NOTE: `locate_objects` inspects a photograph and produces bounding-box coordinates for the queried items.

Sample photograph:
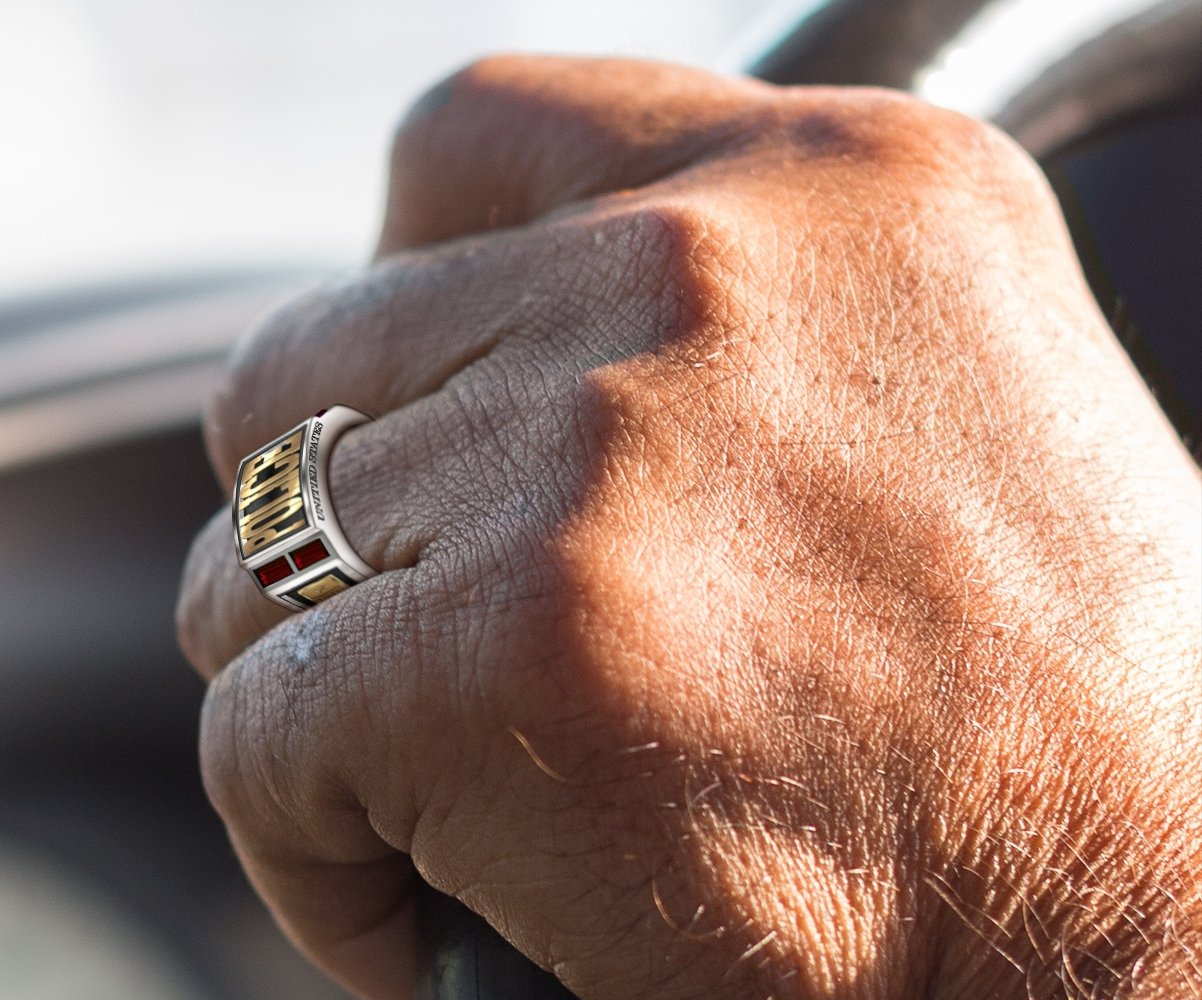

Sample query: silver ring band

[233,405,376,610]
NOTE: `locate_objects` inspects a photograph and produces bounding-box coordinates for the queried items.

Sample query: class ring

[232,405,376,611]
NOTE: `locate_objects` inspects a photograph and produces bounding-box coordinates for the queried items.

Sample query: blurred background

[0,0,1198,998]
[0,0,780,297]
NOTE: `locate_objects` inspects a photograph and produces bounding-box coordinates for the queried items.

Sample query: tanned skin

[178,57,1201,1000]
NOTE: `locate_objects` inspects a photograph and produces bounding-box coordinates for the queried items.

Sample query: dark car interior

[0,1,1197,997]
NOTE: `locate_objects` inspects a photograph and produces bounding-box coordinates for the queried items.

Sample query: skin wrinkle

[930,748,1198,998]
[178,59,1202,1000]
[540,180,1187,990]
[818,242,1177,758]
[543,389,927,990]
[210,215,661,494]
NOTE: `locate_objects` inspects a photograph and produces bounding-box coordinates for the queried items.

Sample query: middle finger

[204,212,657,492]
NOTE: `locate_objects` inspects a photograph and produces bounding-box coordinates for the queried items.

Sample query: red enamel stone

[290,538,329,570]
[255,557,293,587]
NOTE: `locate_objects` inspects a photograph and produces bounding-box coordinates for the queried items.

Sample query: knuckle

[174,511,226,675]
[204,291,319,475]
[269,609,362,740]
[438,53,540,96]
[902,98,1045,189]
[198,661,298,835]
[204,278,388,477]
[590,199,743,342]
[197,669,251,823]
[391,54,542,157]
[198,612,355,826]
[773,88,1049,199]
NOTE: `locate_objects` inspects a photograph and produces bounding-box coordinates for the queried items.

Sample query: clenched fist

[177,57,1201,1000]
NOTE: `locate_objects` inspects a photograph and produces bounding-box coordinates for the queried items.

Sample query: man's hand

[176,57,1201,999]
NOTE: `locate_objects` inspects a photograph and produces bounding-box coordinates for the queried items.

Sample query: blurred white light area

[0,0,771,299]
[914,0,1155,117]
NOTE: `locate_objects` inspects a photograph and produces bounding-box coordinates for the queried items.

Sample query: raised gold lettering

[239,491,302,529]
[244,430,303,474]
[237,430,308,557]
[239,496,306,555]
[239,452,301,505]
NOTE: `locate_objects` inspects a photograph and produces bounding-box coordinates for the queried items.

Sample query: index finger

[376,54,776,253]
